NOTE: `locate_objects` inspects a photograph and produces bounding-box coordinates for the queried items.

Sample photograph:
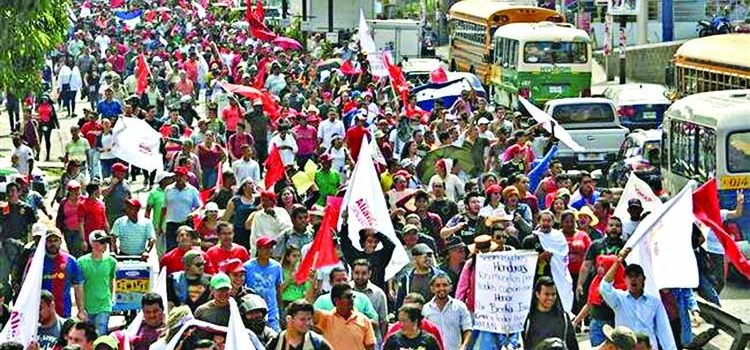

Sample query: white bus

[662,90,750,239]
[490,21,592,108]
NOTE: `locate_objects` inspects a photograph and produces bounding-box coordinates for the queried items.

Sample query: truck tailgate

[557,127,628,162]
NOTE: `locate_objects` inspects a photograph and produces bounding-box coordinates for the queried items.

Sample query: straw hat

[576,205,599,227]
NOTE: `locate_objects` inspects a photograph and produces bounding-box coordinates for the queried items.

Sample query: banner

[474,251,538,334]
[518,97,585,152]
[342,137,409,281]
[613,172,663,220]
[536,230,574,313]
[0,234,47,347]
[111,117,164,172]
[626,183,698,296]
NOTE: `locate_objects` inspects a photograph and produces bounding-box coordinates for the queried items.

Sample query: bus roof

[674,34,750,70]
[448,0,555,22]
[493,22,590,42]
[666,90,750,128]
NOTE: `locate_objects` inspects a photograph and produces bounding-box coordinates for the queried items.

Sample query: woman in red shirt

[197,131,226,189]
[561,209,592,312]
[36,95,59,161]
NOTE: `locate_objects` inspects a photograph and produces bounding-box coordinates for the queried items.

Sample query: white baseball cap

[32,223,48,237]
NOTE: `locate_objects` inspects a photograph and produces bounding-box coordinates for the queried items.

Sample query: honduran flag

[115,9,143,30]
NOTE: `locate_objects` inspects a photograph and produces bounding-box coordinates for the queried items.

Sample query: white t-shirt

[268,133,298,166]
[12,145,35,175]
[621,218,640,241]
[232,158,261,184]
[317,119,345,150]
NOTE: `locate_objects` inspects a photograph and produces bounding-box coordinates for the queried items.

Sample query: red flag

[340,60,361,76]
[253,58,268,89]
[255,0,265,22]
[429,66,448,83]
[295,196,343,284]
[693,179,750,279]
[382,52,410,103]
[260,91,281,123]
[264,145,285,189]
[111,0,124,8]
[251,28,277,42]
[135,54,150,94]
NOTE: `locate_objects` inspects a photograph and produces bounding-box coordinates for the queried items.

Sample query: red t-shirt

[565,230,592,275]
[206,243,250,268]
[345,126,370,161]
[81,120,102,148]
[221,105,244,131]
[184,59,199,83]
[77,197,107,236]
[160,247,216,274]
[385,319,445,350]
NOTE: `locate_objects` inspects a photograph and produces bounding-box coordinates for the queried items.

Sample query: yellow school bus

[448,0,563,85]
[671,34,750,98]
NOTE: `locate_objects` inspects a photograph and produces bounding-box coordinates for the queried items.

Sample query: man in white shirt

[232,144,261,184]
[12,135,35,176]
[621,199,644,241]
[268,120,298,166]
[317,111,345,150]
[246,191,292,256]
[95,34,111,57]
[428,159,465,202]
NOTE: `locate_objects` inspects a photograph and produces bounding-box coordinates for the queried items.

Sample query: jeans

[88,312,110,336]
[63,229,86,258]
[202,168,218,189]
[100,158,117,179]
[87,149,101,182]
[589,318,614,347]
[697,272,721,305]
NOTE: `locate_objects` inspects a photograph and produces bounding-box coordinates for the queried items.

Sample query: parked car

[602,83,671,131]
[606,129,662,188]
[541,97,629,169]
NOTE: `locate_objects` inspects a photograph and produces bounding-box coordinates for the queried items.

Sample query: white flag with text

[112,117,164,172]
[359,10,389,77]
[614,173,664,220]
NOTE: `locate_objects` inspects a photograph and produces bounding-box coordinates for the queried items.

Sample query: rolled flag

[0,234,47,346]
[115,9,143,30]
[340,60,361,76]
[296,197,343,284]
[135,53,150,95]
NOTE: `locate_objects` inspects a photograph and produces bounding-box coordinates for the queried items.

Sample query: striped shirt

[111,216,155,255]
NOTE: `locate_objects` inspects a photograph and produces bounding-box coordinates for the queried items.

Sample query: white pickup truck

[542,97,629,169]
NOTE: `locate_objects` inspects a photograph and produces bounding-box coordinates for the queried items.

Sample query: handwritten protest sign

[474,251,538,334]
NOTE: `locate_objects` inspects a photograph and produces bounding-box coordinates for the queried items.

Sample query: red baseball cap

[485,184,503,195]
[125,198,142,209]
[256,236,277,248]
[174,167,189,176]
[219,258,245,274]
[112,163,128,173]
[260,190,277,201]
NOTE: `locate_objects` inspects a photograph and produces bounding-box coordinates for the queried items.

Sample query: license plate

[642,111,657,119]
[577,153,604,161]
[549,86,563,94]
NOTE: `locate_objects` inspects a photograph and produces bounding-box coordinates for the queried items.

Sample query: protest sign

[474,251,538,334]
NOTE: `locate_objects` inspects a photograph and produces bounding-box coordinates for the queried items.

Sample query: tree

[0,0,70,94]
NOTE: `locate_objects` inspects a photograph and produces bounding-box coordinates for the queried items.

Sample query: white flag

[126,267,168,338]
[111,117,164,172]
[358,9,389,77]
[0,234,47,346]
[227,298,257,350]
[536,230,574,313]
[519,97,585,152]
[613,173,663,220]
[192,1,207,19]
[625,183,698,297]
[343,137,409,280]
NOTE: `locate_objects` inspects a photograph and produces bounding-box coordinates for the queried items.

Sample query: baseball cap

[603,324,637,350]
[627,198,643,208]
[624,263,645,277]
[239,294,268,314]
[477,117,490,125]
[67,180,82,190]
[125,198,142,209]
[401,224,419,235]
[219,258,245,274]
[411,243,434,256]
[32,222,48,237]
[111,163,128,173]
[92,335,119,350]
[205,202,219,212]
[485,184,502,195]
[260,191,277,201]
[210,273,232,290]
[155,171,174,183]
[256,236,277,248]
[89,230,110,244]
[46,227,64,239]
[444,236,466,251]
[173,166,189,176]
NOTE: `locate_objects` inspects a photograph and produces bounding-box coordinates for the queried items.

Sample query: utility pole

[636,0,647,43]
[619,23,626,84]
[328,0,333,34]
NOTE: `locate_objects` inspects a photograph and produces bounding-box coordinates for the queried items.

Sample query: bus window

[698,128,716,179]
[494,38,503,64]
[509,40,518,69]
[727,131,750,173]
[669,119,698,177]
[523,42,588,64]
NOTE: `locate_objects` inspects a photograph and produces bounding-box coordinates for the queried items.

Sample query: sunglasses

[193,262,206,267]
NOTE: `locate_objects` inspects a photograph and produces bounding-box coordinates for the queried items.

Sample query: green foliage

[0,0,70,94]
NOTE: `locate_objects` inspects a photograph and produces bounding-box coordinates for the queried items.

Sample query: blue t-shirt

[42,253,84,318]
[244,259,283,331]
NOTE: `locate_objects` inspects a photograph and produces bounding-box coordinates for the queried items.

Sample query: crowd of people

[0,0,738,350]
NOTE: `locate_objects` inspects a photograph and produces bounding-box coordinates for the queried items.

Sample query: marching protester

[5,2,748,350]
